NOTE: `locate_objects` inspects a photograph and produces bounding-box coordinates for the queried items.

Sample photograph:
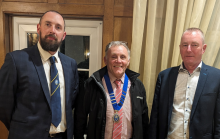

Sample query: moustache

[45,34,57,40]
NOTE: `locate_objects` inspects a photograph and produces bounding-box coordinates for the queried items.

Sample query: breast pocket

[203,133,212,139]
[201,92,217,96]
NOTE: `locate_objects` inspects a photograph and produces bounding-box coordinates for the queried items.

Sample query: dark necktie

[50,56,61,127]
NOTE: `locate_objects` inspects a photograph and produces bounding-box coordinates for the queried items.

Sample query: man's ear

[127,58,130,67]
[37,24,40,34]
[202,44,207,54]
[62,32,66,41]
[104,56,107,65]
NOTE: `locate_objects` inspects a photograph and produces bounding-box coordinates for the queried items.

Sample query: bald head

[39,11,65,30]
[37,10,66,55]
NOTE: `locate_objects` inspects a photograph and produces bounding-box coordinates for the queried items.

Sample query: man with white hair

[74,41,149,139]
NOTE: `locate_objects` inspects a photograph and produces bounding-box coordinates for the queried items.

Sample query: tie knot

[114,79,121,88]
[50,56,56,64]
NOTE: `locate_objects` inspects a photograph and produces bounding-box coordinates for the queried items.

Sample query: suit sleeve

[0,53,17,130]
[148,73,161,139]
[214,83,220,138]
[71,60,79,109]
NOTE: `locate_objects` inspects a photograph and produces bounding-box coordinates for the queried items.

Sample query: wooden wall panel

[4,15,10,54]
[59,0,103,5]
[0,0,5,67]
[3,0,47,2]
[102,0,114,66]
[113,17,133,50]
[1,2,104,16]
[114,0,133,7]
[48,0,58,3]
[114,6,133,17]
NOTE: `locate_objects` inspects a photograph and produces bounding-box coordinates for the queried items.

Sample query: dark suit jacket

[149,62,220,139]
[0,45,79,139]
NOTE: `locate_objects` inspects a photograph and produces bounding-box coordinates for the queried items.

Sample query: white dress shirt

[167,61,202,139]
[37,42,66,134]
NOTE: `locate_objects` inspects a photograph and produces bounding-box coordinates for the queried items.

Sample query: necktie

[112,79,123,139]
[50,56,61,127]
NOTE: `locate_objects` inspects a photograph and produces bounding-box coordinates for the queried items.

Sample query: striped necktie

[112,79,123,139]
[50,56,61,127]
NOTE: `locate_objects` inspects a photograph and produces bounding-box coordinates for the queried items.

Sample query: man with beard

[0,11,79,139]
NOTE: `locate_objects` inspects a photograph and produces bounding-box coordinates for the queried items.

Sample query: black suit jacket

[149,62,220,139]
[0,45,79,139]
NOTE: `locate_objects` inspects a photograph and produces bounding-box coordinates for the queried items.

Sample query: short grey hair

[182,28,205,44]
[105,41,130,59]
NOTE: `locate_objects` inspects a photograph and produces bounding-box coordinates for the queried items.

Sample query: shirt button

[185,121,187,123]
[187,98,189,100]
[186,110,188,111]
[185,133,186,134]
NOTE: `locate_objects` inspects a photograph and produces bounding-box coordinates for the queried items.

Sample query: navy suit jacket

[149,62,220,139]
[0,45,79,139]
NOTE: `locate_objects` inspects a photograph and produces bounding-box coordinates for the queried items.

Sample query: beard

[39,32,63,52]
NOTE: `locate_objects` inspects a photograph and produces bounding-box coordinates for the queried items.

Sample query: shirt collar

[37,41,59,62]
[107,71,125,84]
[179,61,202,72]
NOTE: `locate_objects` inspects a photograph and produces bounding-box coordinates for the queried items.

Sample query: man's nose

[116,57,122,62]
[187,45,192,51]
[49,25,56,34]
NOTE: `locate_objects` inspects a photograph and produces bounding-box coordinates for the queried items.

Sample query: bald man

[0,11,79,139]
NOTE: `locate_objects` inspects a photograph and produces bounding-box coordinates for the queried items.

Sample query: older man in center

[74,41,149,139]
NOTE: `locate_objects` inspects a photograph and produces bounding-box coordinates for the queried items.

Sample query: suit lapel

[59,53,71,105]
[167,67,179,129]
[190,63,208,120]
[28,45,51,107]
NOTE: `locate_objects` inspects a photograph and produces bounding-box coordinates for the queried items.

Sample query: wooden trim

[3,0,47,2]
[0,3,6,67]
[114,6,133,17]
[1,2,104,16]
[9,15,13,52]
[4,14,10,54]
[102,0,114,67]
[48,0,58,3]
[59,0,104,5]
